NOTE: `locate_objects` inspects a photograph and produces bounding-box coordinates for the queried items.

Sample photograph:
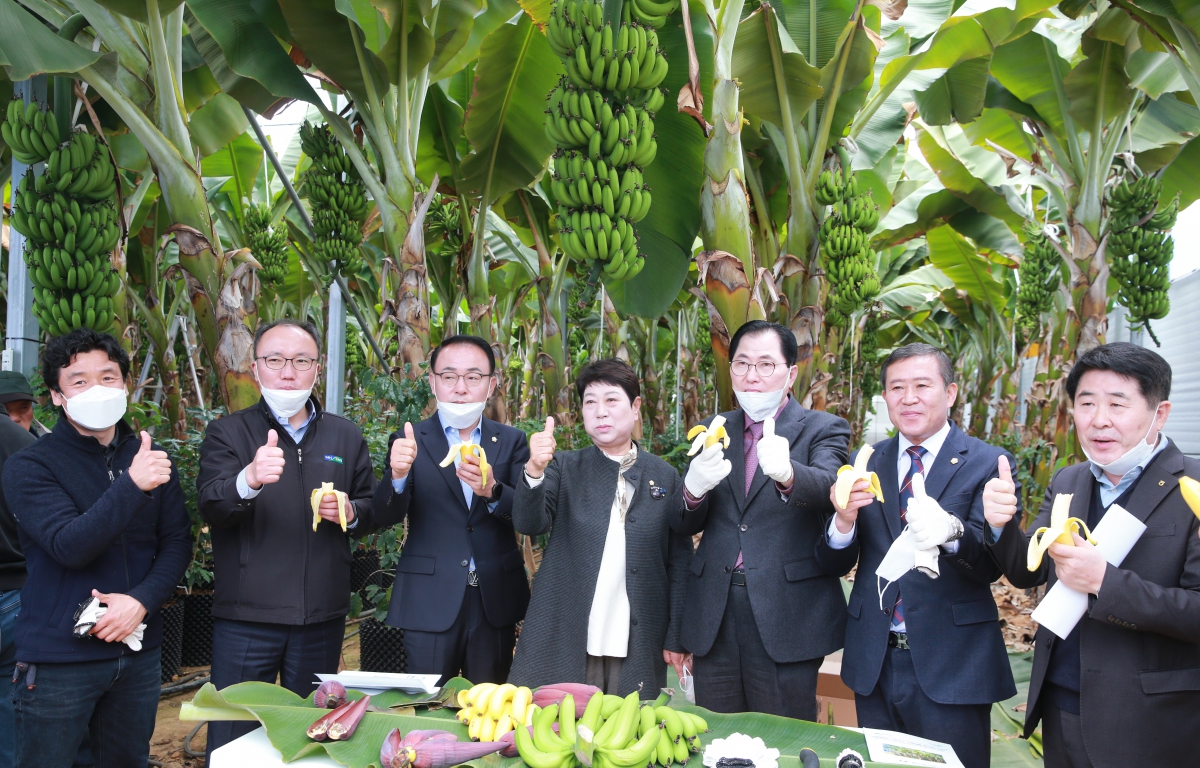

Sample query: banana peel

[1027,493,1097,571]
[835,444,884,508]
[1181,476,1200,522]
[311,482,350,532]
[687,415,731,456]
[440,444,490,487]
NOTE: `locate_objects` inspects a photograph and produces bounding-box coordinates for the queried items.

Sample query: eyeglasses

[730,360,779,377]
[432,371,492,388]
[258,355,317,371]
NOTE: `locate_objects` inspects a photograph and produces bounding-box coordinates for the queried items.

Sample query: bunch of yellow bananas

[834,444,885,508]
[1027,494,1096,571]
[456,683,534,742]
[310,482,350,532]
[440,444,491,487]
[686,415,730,456]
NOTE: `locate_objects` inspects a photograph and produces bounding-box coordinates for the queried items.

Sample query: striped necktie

[892,445,927,628]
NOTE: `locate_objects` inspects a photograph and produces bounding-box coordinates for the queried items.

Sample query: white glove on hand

[684,441,732,498]
[906,474,961,549]
[756,417,793,485]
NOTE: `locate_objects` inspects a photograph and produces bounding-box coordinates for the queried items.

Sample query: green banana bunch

[245,204,290,286]
[1015,222,1062,343]
[1106,174,1174,336]
[817,163,880,327]
[345,325,366,374]
[299,122,368,278]
[1,98,60,165]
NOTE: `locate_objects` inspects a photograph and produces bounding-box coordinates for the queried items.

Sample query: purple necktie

[732,421,764,571]
[891,445,928,628]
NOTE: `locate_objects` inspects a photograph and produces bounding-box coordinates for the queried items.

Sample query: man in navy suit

[816,343,1017,768]
[373,335,530,684]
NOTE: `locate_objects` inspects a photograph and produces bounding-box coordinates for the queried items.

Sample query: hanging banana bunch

[1015,222,1062,344]
[815,163,881,328]
[1106,174,1175,343]
[544,0,677,282]
[245,204,290,286]
[299,122,369,280]
[4,100,122,336]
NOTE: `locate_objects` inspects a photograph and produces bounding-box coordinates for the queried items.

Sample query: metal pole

[6,77,46,379]
[241,105,388,368]
[325,282,346,415]
[179,315,206,410]
[675,309,682,442]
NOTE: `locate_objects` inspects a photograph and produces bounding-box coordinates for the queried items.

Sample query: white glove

[684,441,732,498]
[756,417,793,485]
[906,474,962,549]
[72,597,147,650]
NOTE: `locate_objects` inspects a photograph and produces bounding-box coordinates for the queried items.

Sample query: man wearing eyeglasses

[198,319,380,758]
[372,335,530,685]
[671,320,850,719]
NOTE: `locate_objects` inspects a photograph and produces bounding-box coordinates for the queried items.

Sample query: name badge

[651,486,667,499]
[324,455,344,464]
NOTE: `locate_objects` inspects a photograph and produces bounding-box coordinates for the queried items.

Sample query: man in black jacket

[3,329,190,768]
[198,319,379,757]
[373,335,530,684]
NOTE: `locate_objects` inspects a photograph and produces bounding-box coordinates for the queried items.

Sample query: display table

[211,726,340,768]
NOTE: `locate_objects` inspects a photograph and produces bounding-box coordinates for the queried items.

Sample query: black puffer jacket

[198,397,378,625]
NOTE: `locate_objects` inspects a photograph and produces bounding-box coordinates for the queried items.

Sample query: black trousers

[1042,703,1094,768]
[205,616,345,760]
[855,645,992,768]
[402,585,515,686]
[692,581,822,720]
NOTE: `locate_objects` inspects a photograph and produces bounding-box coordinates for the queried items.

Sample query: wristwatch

[946,514,965,542]
[485,483,504,503]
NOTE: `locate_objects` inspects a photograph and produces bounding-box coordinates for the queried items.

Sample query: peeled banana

[1179,476,1200,522]
[835,444,885,508]
[311,482,350,532]
[1027,493,1097,571]
[440,444,491,487]
[686,414,730,456]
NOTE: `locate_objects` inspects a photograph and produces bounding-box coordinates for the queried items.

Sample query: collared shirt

[235,403,317,500]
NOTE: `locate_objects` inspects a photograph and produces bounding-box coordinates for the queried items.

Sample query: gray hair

[880,343,955,389]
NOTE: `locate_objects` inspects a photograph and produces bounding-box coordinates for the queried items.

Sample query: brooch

[651,486,667,499]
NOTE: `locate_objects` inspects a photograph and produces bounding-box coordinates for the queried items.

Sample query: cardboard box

[817,653,857,727]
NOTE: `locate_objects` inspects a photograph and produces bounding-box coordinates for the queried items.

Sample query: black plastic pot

[181,590,214,667]
[359,616,406,673]
[160,597,185,683]
[351,549,379,593]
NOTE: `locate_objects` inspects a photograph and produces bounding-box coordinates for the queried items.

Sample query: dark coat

[373,413,530,632]
[0,415,37,590]
[198,397,379,625]
[507,445,692,695]
[988,440,1200,767]
[4,418,190,662]
[815,423,1018,705]
[670,397,850,662]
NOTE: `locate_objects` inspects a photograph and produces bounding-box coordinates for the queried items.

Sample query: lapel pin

[649,480,655,486]
[491,436,497,442]
[1159,480,1165,486]
[950,457,959,465]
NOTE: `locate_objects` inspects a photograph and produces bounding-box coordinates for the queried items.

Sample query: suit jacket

[373,413,531,632]
[669,397,850,662]
[507,445,692,695]
[989,439,1200,766]
[815,423,1017,705]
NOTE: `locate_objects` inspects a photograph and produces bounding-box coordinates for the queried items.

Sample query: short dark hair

[576,359,641,403]
[430,335,496,374]
[1066,342,1171,405]
[43,328,130,391]
[254,318,322,357]
[880,343,955,389]
[728,320,798,367]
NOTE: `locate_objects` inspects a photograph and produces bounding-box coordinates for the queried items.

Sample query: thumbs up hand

[756,416,794,485]
[390,422,418,481]
[525,417,557,479]
[128,431,173,492]
[246,429,286,489]
[983,454,1019,529]
[906,472,962,549]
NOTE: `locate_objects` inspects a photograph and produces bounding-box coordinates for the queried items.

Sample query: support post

[325,282,347,415]
[5,77,46,378]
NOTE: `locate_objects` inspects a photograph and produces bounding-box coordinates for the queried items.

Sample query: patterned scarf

[615,444,638,520]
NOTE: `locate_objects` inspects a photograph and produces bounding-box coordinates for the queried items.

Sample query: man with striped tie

[815,343,1019,768]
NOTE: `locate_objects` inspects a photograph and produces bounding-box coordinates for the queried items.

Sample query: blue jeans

[0,589,21,767]
[13,646,161,768]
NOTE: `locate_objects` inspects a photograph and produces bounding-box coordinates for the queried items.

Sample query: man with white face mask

[670,320,850,719]
[984,342,1200,768]
[373,335,530,685]
[3,329,190,768]
[198,319,380,758]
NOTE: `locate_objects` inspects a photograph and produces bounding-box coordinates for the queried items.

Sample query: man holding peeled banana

[670,320,850,719]
[373,335,530,685]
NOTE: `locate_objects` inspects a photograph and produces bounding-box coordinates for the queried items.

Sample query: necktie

[732,420,764,570]
[892,445,928,628]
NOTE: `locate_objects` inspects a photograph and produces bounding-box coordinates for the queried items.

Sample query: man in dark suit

[670,320,850,719]
[984,342,1200,768]
[816,343,1016,768]
[373,335,530,684]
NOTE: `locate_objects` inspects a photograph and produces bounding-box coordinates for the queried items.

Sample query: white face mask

[734,387,787,423]
[259,386,312,418]
[64,385,127,431]
[1082,418,1160,479]
[437,399,487,430]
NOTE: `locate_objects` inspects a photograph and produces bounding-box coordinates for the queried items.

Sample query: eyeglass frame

[256,355,318,371]
[729,359,783,378]
[430,369,496,388]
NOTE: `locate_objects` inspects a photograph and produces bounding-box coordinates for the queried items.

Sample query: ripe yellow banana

[310,482,349,531]
[1181,476,1200,522]
[835,444,885,508]
[1027,493,1097,571]
[510,686,533,724]
[440,443,491,487]
[487,683,517,719]
[687,414,731,456]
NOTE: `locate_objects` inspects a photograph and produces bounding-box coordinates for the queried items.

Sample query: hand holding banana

[527,417,557,478]
[442,444,494,498]
[683,422,731,499]
[311,482,352,531]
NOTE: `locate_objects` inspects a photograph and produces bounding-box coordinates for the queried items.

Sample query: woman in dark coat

[508,360,692,695]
